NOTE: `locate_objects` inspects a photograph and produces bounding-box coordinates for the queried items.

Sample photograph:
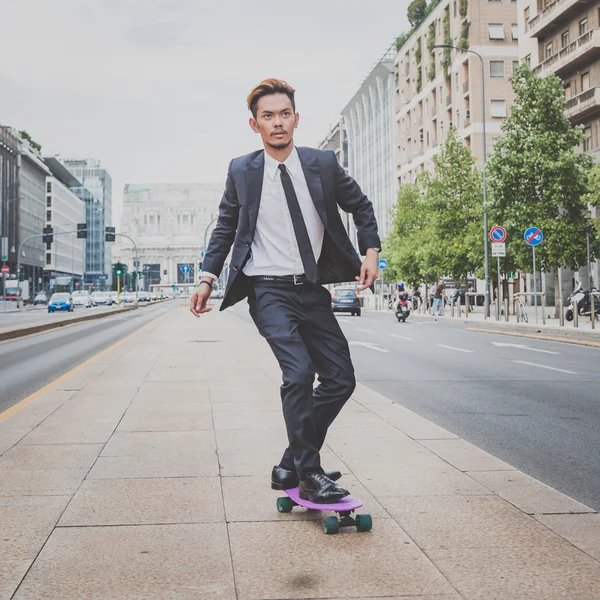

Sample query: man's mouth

[273,131,286,136]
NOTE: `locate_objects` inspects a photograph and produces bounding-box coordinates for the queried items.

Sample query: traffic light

[43,226,53,244]
[197,261,203,273]
[105,226,116,242]
[77,223,88,239]
[115,268,122,276]
[19,269,24,282]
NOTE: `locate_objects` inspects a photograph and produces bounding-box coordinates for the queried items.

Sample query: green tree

[407,0,427,28]
[487,63,598,276]
[424,127,484,282]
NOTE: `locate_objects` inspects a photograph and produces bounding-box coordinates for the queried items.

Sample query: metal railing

[513,292,546,325]
[565,86,597,111]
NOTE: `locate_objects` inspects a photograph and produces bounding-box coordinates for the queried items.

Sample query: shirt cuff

[200,272,217,282]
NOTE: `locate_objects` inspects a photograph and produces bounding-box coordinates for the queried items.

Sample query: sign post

[524,227,543,325]
[378,259,387,311]
[490,227,507,321]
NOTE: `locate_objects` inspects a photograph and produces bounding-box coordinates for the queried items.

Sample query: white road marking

[349,341,389,353]
[438,344,473,353]
[337,318,353,323]
[355,328,372,333]
[512,360,577,375]
[491,342,560,355]
[391,334,413,340]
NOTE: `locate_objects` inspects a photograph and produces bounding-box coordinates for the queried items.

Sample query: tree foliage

[487,63,599,272]
[407,0,427,28]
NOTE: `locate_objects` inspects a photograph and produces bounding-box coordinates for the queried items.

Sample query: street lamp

[434,44,490,317]
[585,211,593,289]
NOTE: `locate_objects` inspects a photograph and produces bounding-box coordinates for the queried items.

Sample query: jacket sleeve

[332,153,381,256]
[201,160,238,278]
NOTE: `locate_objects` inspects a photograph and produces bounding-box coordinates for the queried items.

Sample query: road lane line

[438,344,473,353]
[349,341,389,353]
[0,311,165,423]
[491,341,560,355]
[512,360,577,375]
[355,328,372,333]
[391,334,413,340]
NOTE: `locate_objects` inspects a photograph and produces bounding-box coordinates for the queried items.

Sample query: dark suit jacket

[202,146,381,311]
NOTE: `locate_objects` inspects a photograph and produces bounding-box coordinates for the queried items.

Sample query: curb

[0,306,139,342]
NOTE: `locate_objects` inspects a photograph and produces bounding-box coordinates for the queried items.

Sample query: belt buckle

[293,275,303,286]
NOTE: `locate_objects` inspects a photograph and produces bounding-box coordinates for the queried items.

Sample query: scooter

[565,282,600,321]
[395,292,411,322]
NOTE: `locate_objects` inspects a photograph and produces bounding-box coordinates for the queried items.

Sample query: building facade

[60,158,113,286]
[43,158,85,290]
[18,136,48,293]
[116,182,223,290]
[341,49,396,243]
[395,0,518,184]
[0,126,19,282]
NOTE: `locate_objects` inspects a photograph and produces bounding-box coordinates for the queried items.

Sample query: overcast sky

[2,0,408,224]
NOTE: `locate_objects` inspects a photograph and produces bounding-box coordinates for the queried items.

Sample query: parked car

[331,287,361,316]
[91,291,113,306]
[5,286,22,302]
[136,291,151,302]
[48,292,73,313]
[71,290,92,308]
[212,289,224,300]
[110,291,119,304]
[33,291,48,305]
[119,292,133,303]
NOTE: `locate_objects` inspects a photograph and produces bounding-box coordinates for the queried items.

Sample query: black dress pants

[248,281,356,479]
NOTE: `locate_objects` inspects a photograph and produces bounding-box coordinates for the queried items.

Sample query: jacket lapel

[246,151,264,238]
[298,148,328,227]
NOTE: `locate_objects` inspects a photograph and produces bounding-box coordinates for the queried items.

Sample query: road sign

[378,259,388,270]
[1,265,9,275]
[180,264,191,274]
[524,227,543,247]
[201,250,206,259]
[490,225,507,243]
[491,243,506,257]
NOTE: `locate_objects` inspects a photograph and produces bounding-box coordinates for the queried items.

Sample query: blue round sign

[180,264,191,273]
[490,225,507,243]
[201,250,206,259]
[524,227,543,247]
[378,259,388,270]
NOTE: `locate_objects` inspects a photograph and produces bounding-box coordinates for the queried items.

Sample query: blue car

[48,292,74,313]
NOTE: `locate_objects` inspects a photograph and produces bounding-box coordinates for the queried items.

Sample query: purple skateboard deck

[284,487,362,512]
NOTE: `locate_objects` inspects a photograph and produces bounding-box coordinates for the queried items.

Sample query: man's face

[249,93,299,150]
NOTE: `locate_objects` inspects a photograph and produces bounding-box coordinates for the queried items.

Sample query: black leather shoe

[271,465,342,490]
[298,472,350,503]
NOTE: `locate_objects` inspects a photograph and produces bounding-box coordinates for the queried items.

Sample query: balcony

[432,105,437,117]
[418,117,424,128]
[463,80,470,95]
[446,95,452,108]
[526,0,591,38]
[565,86,600,122]
[465,117,471,127]
[533,29,600,78]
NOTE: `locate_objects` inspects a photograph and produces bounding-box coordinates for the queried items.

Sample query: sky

[1,0,409,225]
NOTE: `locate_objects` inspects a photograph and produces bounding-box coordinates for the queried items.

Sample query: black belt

[249,274,310,286]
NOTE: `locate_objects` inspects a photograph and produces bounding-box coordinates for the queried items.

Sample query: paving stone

[420,439,516,472]
[535,513,600,561]
[0,443,103,470]
[0,468,87,497]
[12,524,235,600]
[0,559,32,600]
[116,402,214,432]
[60,477,224,526]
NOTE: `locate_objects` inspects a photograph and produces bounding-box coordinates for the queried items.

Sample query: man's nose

[273,114,283,127]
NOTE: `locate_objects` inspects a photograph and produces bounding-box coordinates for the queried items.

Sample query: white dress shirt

[244,147,324,277]
[202,147,325,281]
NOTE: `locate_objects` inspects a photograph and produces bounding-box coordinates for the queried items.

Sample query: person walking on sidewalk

[432,280,445,318]
[190,78,381,503]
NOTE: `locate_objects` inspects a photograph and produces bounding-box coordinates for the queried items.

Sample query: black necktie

[278,163,319,283]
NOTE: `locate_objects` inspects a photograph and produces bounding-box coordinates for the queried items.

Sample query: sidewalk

[1,304,599,599]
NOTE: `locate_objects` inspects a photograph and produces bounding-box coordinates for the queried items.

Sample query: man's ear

[294,112,300,129]
[249,117,260,133]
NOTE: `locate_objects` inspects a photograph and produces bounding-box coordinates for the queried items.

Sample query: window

[546,43,553,58]
[46,210,51,221]
[149,214,155,225]
[511,24,518,40]
[46,181,52,193]
[579,18,588,36]
[561,30,570,48]
[513,60,519,73]
[488,23,505,39]
[183,214,189,225]
[454,0,457,15]
[144,215,148,225]
[157,215,161,225]
[46,242,51,251]
[583,126,592,151]
[525,54,531,66]
[46,253,52,265]
[524,7,530,23]
[564,83,572,99]
[457,110,460,128]
[46,197,52,208]
[491,99,507,117]
[425,98,429,114]
[490,60,505,77]
[581,71,590,91]
[456,73,460,90]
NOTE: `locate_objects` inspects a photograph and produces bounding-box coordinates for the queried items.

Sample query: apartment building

[395,0,518,185]
[519,0,600,160]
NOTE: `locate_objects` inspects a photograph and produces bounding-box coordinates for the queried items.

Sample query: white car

[91,291,113,306]
[71,290,92,308]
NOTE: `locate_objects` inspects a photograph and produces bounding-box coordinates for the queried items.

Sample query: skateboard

[276,487,372,534]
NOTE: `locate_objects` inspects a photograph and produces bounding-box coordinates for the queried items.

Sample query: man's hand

[190,281,213,317]
[355,249,379,291]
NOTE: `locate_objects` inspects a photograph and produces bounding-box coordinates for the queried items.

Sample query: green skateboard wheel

[355,513,372,532]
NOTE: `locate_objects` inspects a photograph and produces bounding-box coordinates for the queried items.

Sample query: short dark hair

[247,78,296,118]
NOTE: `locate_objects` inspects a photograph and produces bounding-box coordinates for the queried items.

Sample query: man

[190,78,381,503]
[432,279,445,317]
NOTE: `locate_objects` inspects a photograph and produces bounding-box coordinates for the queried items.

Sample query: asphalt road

[0,303,170,414]
[0,303,121,328]
[232,304,600,511]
